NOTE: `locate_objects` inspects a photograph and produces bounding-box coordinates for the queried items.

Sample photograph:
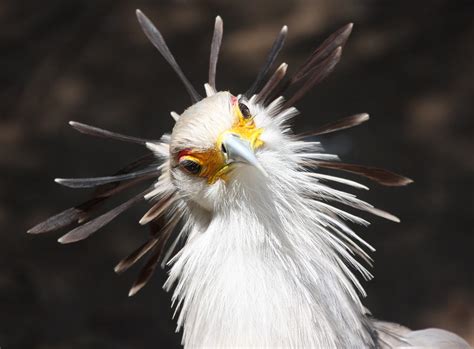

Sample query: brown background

[1,0,473,348]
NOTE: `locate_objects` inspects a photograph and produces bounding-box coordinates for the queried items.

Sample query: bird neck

[166,178,376,348]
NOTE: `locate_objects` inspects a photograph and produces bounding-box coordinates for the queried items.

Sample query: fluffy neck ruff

[165,133,377,348]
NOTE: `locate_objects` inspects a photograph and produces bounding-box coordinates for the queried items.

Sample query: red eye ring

[177,149,193,160]
[176,150,202,175]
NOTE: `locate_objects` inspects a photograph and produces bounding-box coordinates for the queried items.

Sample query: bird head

[168,91,269,211]
[27,10,413,297]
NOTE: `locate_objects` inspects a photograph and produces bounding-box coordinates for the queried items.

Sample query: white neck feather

[166,162,376,348]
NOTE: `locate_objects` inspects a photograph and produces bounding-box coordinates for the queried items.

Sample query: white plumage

[158,92,371,347]
[28,9,472,349]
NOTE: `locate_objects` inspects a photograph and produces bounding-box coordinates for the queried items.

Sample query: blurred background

[1,0,473,347]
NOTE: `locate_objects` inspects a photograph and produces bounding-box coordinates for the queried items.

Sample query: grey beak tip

[221,133,267,177]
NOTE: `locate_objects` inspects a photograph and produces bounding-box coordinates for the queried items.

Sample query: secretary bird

[28,10,472,348]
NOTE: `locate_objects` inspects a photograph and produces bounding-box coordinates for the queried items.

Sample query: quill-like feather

[255,62,288,105]
[272,23,352,107]
[283,46,342,108]
[209,16,223,90]
[136,9,202,103]
[55,167,159,189]
[128,247,162,296]
[246,25,288,98]
[69,121,153,145]
[27,198,102,234]
[314,161,414,186]
[28,154,156,234]
[139,193,175,225]
[293,23,352,82]
[128,213,180,296]
[57,189,150,244]
[301,113,370,137]
[114,238,159,274]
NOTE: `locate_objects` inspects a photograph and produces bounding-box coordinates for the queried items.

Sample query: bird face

[169,91,268,210]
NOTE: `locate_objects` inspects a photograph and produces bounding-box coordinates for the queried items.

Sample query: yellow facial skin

[218,103,264,151]
[177,101,264,184]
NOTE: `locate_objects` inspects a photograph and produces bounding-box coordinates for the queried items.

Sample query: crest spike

[69,121,154,145]
[255,62,288,104]
[278,23,353,108]
[282,46,342,108]
[313,160,414,187]
[136,9,202,103]
[209,15,223,90]
[114,238,159,274]
[54,167,159,189]
[57,189,149,244]
[245,25,288,98]
[300,113,370,137]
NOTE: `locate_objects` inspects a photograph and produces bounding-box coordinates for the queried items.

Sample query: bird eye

[179,159,202,175]
[238,102,252,119]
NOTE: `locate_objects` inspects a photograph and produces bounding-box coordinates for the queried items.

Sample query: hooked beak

[220,133,267,177]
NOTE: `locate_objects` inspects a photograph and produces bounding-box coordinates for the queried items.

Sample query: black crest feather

[69,121,153,145]
[314,161,414,187]
[57,189,149,244]
[245,25,288,98]
[136,9,202,103]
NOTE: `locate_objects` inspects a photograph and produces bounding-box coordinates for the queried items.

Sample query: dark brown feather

[27,154,156,233]
[269,23,352,105]
[314,161,414,186]
[76,166,158,223]
[92,153,155,197]
[128,247,162,297]
[27,198,102,234]
[136,10,202,103]
[148,208,182,239]
[299,113,369,138]
[282,46,342,109]
[69,121,153,145]
[105,153,155,175]
[55,167,159,189]
[157,213,183,268]
[93,172,157,200]
[255,62,288,105]
[114,238,159,274]
[127,213,181,296]
[292,23,352,82]
[57,189,150,244]
[147,217,163,236]
[139,193,175,225]
[245,25,288,98]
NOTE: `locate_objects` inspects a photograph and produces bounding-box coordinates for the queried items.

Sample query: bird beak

[220,133,267,177]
